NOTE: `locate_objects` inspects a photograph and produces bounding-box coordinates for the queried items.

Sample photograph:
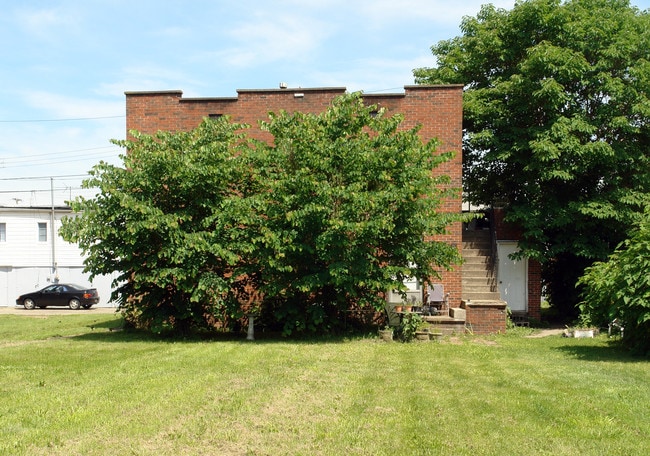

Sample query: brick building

[125,84,463,300]
[124,84,539,333]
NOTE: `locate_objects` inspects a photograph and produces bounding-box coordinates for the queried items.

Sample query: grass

[0,314,648,455]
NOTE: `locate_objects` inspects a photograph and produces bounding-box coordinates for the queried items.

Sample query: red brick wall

[124,85,464,306]
[493,207,523,240]
[527,259,542,320]
[463,301,507,335]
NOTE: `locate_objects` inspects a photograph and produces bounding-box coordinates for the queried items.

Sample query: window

[0,223,5,242]
[38,222,47,242]
[43,285,58,293]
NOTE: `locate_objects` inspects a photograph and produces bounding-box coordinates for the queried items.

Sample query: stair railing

[488,208,499,292]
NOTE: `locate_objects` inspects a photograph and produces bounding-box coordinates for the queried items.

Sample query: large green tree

[414,0,650,316]
[62,93,461,335]
[61,118,260,334]
[250,94,461,335]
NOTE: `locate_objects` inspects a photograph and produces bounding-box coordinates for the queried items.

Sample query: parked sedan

[16,284,100,310]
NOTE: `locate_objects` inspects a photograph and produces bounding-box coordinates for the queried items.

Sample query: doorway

[497,241,527,312]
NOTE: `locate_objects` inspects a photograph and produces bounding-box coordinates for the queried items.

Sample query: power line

[0,151,120,169]
[0,174,90,181]
[0,146,118,161]
[0,115,125,123]
[0,186,87,194]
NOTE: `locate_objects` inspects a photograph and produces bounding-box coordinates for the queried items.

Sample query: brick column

[462,300,507,335]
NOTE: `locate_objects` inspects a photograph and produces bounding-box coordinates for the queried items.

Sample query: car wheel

[23,298,36,310]
[69,298,81,310]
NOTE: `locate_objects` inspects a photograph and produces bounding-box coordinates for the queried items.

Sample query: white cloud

[3,0,540,193]
[14,6,80,39]
[219,13,334,67]
[262,0,513,29]
[307,54,434,93]
[20,91,123,119]
[353,0,518,25]
[99,63,205,97]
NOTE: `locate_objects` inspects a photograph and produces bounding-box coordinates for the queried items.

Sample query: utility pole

[50,177,58,282]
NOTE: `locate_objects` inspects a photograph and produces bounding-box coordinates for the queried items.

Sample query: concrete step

[462,247,492,255]
[463,284,499,296]
[421,315,466,335]
[449,307,466,320]
[462,234,491,247]
[462,243,491,252]
[462,291,502,301]
[463,264,494,272]
[462,278,498,288]
[462,280,497,289]
[462,229,499,305]
[463,263,492,275]
[463,256,492,265]
[462,282,498,292]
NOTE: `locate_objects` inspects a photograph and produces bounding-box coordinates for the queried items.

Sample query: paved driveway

[0,306,119,316]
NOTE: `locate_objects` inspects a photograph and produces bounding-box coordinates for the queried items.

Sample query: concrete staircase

[399,228,507,336]
[421,314,466,335]
[461,229,501,301]
[420,229,501,335]
[419,228,508,335]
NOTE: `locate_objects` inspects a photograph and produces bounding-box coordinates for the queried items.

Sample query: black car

[16,283,100,310]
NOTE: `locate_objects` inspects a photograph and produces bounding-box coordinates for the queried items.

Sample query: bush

[579,210,650,355]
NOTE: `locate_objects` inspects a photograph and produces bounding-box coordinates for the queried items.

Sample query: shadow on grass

[71,326,378,345]
[554,341,648,363]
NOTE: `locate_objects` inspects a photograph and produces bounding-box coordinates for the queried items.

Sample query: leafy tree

[579,209,650,354]
[251,93,462,335]
[62,93,462,335]
[414,0,650,317]
[61,118,260,334]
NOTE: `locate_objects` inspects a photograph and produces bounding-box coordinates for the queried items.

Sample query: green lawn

[0,313,647,455]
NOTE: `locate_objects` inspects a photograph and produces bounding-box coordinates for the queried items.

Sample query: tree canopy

[414,0,650,315]
[61,93,462,335]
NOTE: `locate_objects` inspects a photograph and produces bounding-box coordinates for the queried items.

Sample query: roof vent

[279,82,288,89]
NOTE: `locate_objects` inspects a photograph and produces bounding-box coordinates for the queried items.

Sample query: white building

[0,204,118,308]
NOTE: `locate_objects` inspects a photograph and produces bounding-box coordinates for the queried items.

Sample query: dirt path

[525,328,565,338]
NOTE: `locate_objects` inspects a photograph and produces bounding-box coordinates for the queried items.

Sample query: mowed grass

[0,314,648,456]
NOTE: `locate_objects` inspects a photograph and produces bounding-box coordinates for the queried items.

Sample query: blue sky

[1,0,649,204]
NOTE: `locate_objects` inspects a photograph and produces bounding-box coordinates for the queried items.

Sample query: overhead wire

[0,115,125,123]
[0,174,90,182]
[0,143,122,169]
[0,146,117,161]
[0,151,121,169]
[0,113,125,172]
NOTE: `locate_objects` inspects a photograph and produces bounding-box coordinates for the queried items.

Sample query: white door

[497,242,527,312]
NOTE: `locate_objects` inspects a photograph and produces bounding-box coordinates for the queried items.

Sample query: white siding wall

[0,208,119,307]
[0,208,83,268]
